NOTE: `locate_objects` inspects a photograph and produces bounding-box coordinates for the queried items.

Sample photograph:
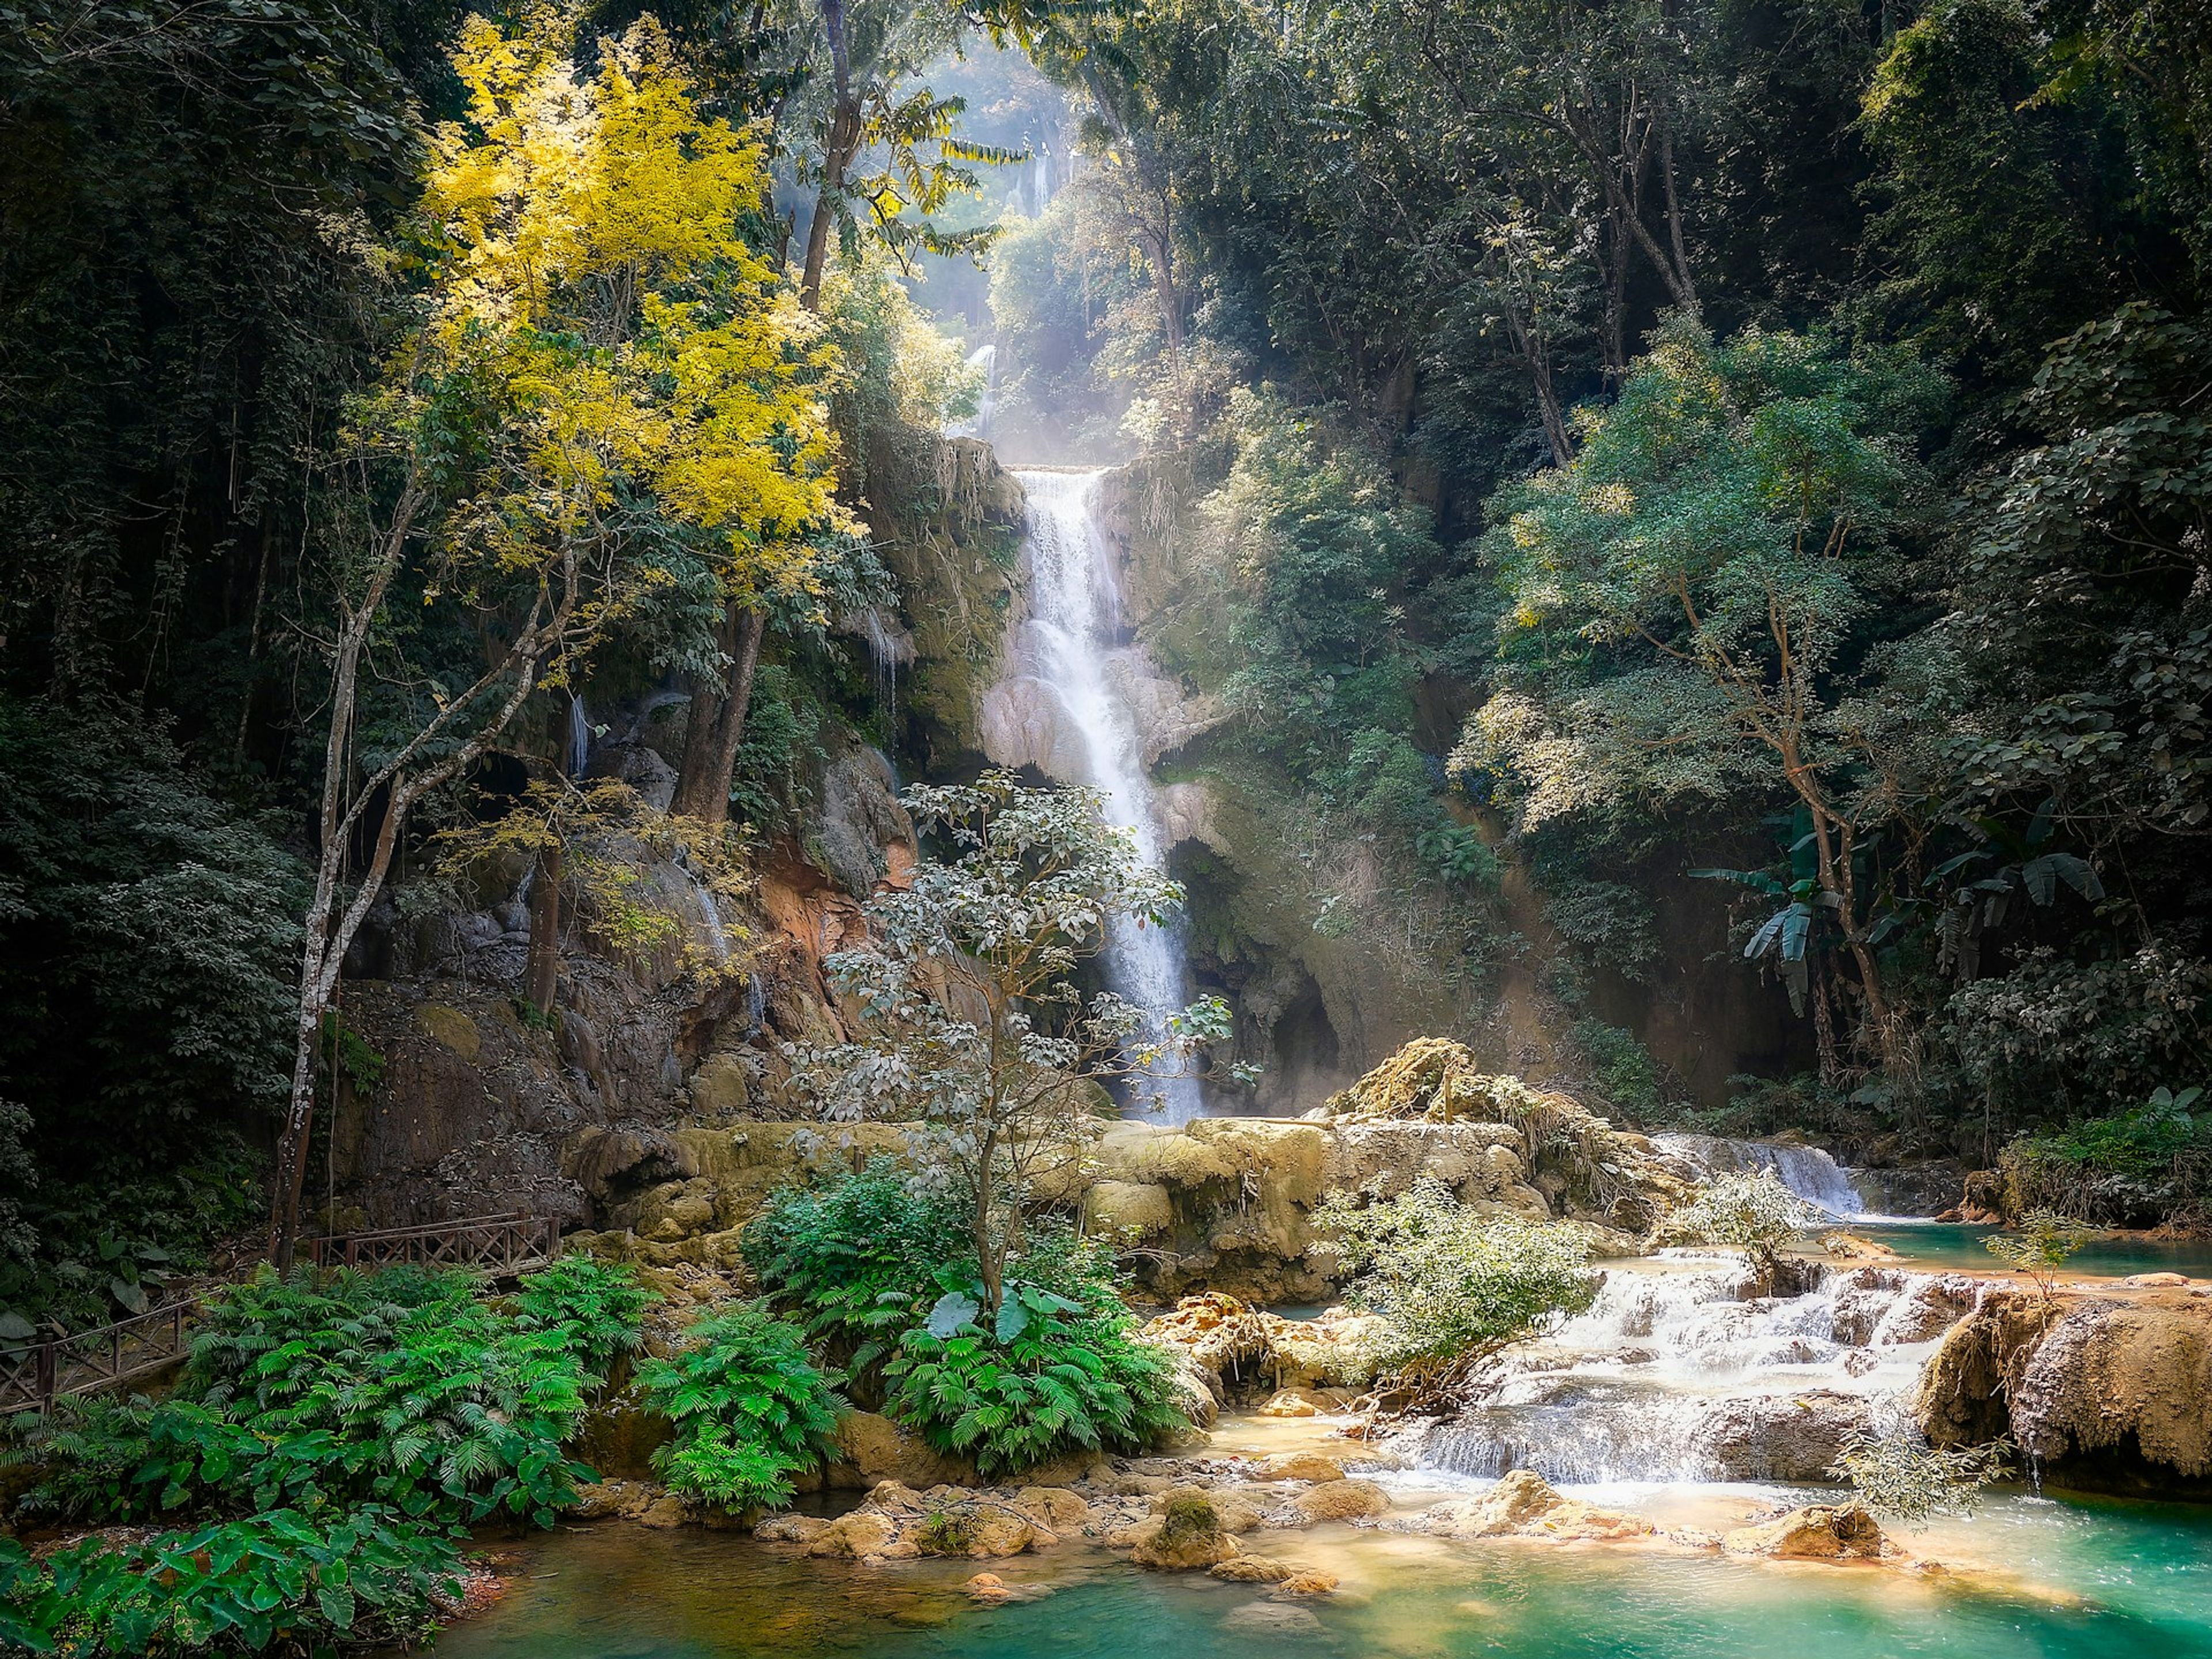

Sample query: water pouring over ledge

[994,467,1205,1124]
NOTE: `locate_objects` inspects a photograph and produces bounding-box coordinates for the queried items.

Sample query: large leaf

[925,1291,979,1339]
[2020,853,2104,906]
[994,1297,1029,1344]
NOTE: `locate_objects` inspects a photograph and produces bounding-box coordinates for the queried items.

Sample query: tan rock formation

[1411,1470,1655,1543]
[1916,1287,2212,1490]
[1128,1492,1241,1570]
[1722,1503,1890,1560]
[1290,1478,1391,1522]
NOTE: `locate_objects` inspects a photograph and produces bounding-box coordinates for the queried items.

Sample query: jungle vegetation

[2,0,2210,1327]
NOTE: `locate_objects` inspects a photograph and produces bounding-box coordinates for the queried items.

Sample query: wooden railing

[0,1296,197,1417]
[305,1211,560,1275]
[2,1213,560,1415]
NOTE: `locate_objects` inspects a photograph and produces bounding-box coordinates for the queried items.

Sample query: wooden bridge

[1,1211,560,1416]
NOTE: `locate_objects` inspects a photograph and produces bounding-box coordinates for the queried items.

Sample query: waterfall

[1417,1255,1974,1486]
[1013,468,1204,1123]
[1654,1133,1874,1219]
[566,692,592,780]
[955,342,998,441]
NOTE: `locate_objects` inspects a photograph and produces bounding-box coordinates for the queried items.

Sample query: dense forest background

[4,0,2211,1327]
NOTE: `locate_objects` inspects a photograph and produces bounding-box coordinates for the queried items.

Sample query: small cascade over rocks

[1415,1254,1979,1486]
[1654,1132,1872,1218]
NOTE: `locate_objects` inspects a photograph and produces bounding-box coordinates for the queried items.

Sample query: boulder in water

[1722,1502,1890,1560]
[1410,1469,1655,1542]
[1290,1478,1391,1522]
[1129,1491,1240,1569]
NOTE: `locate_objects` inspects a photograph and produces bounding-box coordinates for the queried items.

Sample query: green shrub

[744,1158,970,1372]
[1984,1208,2093,1300]
[884,1283,1184,1479]
[513,1255,648,1382]
[19,1266,594,1529]
[2002,1088,2211,1224]
[0,1505,460,1656]
[637,1302,843,1513]
[1661,1170,1819,1274]
[1311,1180,1600,1396]
[1831,1427,2011,1528]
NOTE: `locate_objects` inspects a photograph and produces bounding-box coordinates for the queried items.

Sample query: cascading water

[1011,468,1204,1123]
[954,342,998,441]
[1654,1132,1874,1219]
[1416,1254,1974,1487]
[567,692,592,780]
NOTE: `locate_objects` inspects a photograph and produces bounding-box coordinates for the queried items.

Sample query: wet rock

[1224,1603,1323,1635]
[634,1494,689,1529]
[1128,1493,1240,1569]
[1012,1487,1092,1534]
[1211,1556,1298,1583]
[807,1513,899,1558]
[1410,1469,1654,1543]
[1151,1484,1262,1533]
[1692,1390,1870,1482]
[964,1573,1013,1601]
[1271,1571,1340,1598]
[1257,1388,1323,1417]
[754,1513,834,1545]
[1289,1478,1389,1523]
[1722,1503,1889,1560]
[1257,1452,1346,1483]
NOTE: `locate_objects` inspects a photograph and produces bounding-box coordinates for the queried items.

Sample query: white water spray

[1012,468,1204,1123]
[1655,1133,1877,1219]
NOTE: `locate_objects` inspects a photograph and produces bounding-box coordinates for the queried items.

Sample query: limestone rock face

[832,1411,981,1489]
[1691,1390,1872,1483]
[1722,1503,1889,1560]
[1916,1286,2212,1492]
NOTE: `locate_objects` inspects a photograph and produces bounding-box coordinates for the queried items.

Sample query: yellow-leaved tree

[272,12,849,1263]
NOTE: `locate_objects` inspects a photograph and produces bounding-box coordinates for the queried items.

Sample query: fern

[635,1302,843,1514]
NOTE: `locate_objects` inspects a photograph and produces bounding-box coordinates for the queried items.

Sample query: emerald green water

[1849,1223,2212,1280]
[429,1489,2212,1658]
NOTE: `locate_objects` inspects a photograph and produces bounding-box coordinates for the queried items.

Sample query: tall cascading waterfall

[1005,468,1205,1123]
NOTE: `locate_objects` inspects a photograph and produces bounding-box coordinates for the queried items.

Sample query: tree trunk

[526,842,563,1017]
[798,0,859,313]
[671,604,766,824]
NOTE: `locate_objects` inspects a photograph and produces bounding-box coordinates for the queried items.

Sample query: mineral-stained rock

[1290,1478,1390,1523]
[1129,1493,1240,1569]
[1086,1180,1178,1240]
[1152,1485,1262,1533]
[634,1494,690,1528]
[1211,1556,1298,1583]
[1722,1503,1889,1560]
[1691,1390,1871,1482]
[831,1411,980,1488]
[1013,1487,1093,1535]
[967,1512,1046,1558]
[1271,1571,1340,1598]
[1257,1388,1321,1417]
[1916,1287,2212,1492]
[807,1512,898,1558]
[965,1573,1013,1601]
[754,1514,834,1545]
[1258,1452,1346,1484]
[1410,1469,1653,1543]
